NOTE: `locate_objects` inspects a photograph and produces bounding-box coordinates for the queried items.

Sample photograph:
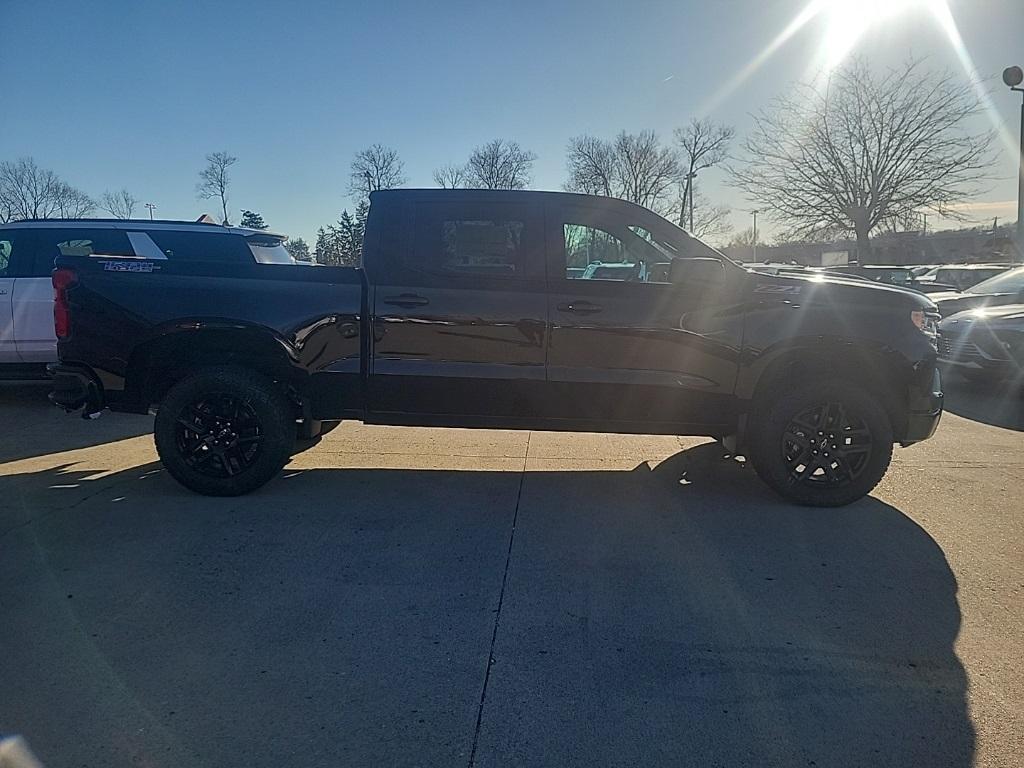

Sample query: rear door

[544,203,742,430]
[368,196,548,419]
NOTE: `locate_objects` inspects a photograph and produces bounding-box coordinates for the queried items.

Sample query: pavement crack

[467,432,529,767]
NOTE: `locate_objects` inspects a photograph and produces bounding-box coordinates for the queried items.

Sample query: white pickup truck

[0,228,57,378]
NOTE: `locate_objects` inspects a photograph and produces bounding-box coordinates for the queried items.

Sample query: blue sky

[2,0,1022,243]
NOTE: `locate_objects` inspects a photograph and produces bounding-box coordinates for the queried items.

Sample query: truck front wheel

[154,366,294,496]
[749,379,894,507]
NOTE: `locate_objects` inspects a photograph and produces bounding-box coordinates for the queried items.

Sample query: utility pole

[683,171,697,231]
[144,203,156,220]
[752,209,760,263]
[1003,66,1024,263]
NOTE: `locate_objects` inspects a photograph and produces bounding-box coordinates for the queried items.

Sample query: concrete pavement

[0,378,1021,767]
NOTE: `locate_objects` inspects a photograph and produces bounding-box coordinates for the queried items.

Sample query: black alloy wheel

[154,366,294,496]
[174,394,264,478]
[781,401,872,488]
[750,379,893,507]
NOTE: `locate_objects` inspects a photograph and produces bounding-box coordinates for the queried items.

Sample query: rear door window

[402,200,543,286]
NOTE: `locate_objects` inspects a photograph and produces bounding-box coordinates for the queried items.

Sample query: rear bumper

[901,366,943,445]
[47,363,104,414]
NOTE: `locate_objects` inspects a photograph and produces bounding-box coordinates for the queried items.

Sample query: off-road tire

[749,379,894,507]
[154,366,293,496]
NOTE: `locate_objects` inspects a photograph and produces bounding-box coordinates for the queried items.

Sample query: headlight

[911,309,939,343]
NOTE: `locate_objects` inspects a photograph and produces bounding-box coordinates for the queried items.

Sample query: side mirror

[669,257,724,286]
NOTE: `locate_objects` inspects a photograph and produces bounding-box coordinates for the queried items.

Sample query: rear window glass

[147,230,251,262]
[247,235,295,264]
[34,229,134,273]
[0,236,14,276]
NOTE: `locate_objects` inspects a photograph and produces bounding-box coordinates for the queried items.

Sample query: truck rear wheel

[154,366,293,496]
[749,379,893,507]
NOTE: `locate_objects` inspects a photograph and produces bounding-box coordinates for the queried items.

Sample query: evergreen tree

[315,226,342,265]
[336,209,362,266]
[240,209,268,229]
[284,236,311,262]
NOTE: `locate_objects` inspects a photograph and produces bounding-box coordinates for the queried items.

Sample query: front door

[544,204,743,431]
[368,196,548,420]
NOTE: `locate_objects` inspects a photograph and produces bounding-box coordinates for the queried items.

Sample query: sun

[818,0,951,70]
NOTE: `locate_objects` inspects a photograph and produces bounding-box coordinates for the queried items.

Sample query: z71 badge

[100,260,158,272]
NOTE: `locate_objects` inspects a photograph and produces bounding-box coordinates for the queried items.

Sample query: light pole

[683,170,697,231]
[1004,65,1024,263]
[752,209,760,263]
[144,203,156,220]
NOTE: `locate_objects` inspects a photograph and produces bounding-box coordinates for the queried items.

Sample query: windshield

[966,266,1024,294]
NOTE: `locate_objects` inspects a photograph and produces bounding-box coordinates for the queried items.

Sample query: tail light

[53,268,77,339]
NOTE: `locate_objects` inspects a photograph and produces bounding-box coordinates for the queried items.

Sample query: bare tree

[54,185,96,218]
[465,139,536,190]
[729,227,763,248]
[100,188,139,219]
[614,131,679,213]
[196,151,238,225]
[730,58,995,258]
[0,157,94,222]
[349,144,406,199]
[564,131,679,214]
[564,135,617,196]
[674,119,734,229]
[433,163,468,189]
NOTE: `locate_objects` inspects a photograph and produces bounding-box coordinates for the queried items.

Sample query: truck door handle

[557,301,602,314]
[382,294,429,308]
[0,289,7,295]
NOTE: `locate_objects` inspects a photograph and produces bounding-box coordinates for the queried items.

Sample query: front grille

[938,334,982,362]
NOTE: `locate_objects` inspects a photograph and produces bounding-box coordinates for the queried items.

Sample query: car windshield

[966,266,1024,294]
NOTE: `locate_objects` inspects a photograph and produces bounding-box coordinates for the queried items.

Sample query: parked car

[917,263,1010,292]
[937,304,1024,382]
[824,265,916,287]
[821,264,957,294]
[0,219,299,378]
[580,261,645,281]
[930,265,1024,317]
[49,190,943,507]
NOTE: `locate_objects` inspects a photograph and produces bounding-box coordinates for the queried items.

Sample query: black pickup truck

[49,190,943,506]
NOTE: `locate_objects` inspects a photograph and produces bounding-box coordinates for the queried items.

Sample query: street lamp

[1004,65,1024,263]
[144,203,156,220]
[684,170,697,231]
[752,209,760,263]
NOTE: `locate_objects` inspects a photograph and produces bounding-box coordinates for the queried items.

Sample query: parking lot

[1,377,1021,768]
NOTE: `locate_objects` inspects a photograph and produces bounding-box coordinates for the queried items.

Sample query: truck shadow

[941,368,1024,431]
[0,444,972,768]
[0,382,153,462]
